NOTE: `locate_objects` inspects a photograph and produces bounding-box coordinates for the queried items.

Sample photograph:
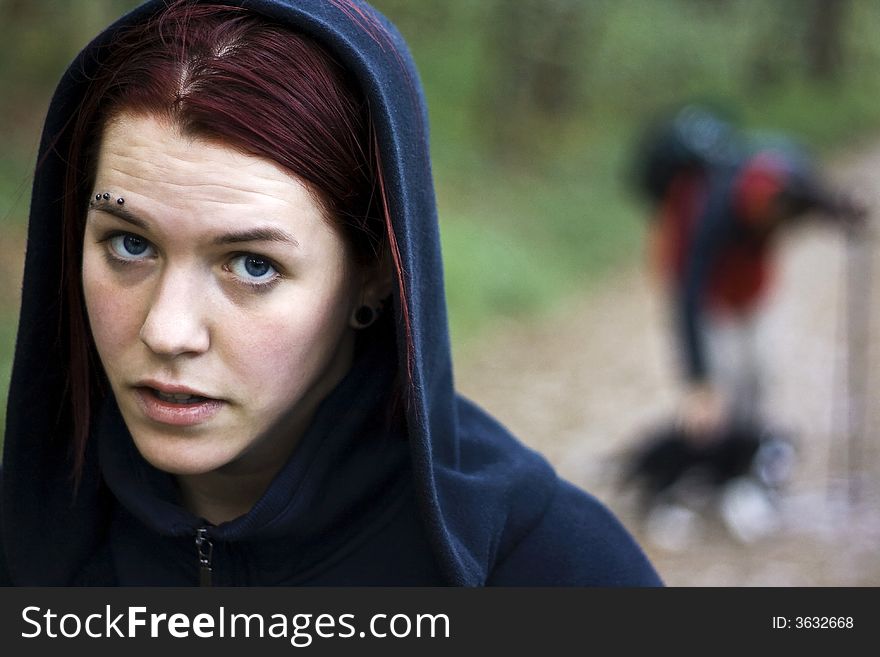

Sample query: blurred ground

[453,141,880,586]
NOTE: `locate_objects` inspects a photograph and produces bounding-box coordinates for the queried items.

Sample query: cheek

[82,255,143,363]
[223,283,355,397]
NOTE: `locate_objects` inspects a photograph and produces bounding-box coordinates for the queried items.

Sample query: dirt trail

[453,143,880,586]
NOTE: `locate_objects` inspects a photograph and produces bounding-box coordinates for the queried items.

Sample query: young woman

[1,0,662,586]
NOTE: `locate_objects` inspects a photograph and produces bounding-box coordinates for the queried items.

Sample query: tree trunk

[481,0,593,162]
[806,0,848,82]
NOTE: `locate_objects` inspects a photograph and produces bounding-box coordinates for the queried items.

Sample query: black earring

[353,305,377,328]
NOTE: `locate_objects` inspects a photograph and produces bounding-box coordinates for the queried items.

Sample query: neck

[176,466,283,525]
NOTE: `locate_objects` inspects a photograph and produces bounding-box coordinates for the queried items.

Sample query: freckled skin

[82,113,377,521]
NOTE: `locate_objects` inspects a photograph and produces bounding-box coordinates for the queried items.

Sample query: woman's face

[82,113,368,477]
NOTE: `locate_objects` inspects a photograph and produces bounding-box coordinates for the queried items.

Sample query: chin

[129,428,240,477]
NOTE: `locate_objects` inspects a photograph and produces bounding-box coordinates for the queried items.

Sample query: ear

[349,251,395,329]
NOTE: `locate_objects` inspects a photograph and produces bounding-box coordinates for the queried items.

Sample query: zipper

[195,527,213,587]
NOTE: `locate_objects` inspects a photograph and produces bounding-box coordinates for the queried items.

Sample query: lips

[154,389,209,404]
[133,381,225,427]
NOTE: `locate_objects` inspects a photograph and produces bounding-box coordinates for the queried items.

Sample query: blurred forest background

[4,0,880,443]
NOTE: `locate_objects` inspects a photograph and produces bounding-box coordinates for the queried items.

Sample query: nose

[139,268,210,358]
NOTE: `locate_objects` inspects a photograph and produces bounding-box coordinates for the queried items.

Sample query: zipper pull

[195,527,213,587]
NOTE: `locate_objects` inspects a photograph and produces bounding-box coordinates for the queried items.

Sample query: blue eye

[108,233,153,259]
[228,254,278,283]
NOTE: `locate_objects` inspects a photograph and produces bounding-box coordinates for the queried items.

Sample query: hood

[3,0,558,586]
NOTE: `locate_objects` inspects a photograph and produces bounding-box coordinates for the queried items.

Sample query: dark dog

[619,420,795,515]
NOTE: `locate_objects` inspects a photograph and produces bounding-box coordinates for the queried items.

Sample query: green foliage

[370,0,880,345]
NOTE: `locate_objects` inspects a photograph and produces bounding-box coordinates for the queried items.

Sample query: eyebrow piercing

[91,192,125,206]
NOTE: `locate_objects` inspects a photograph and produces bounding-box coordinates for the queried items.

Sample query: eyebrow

[212,227,300,248]
[92,204,149,231]
[91,204,300,248]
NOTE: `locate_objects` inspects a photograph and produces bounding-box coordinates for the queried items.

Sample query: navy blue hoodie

[1,0,662,587]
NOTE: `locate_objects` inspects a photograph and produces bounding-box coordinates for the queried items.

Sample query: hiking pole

[840,207,872,509]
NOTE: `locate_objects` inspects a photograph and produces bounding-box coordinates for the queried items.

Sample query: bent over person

[625,104,863,541]
[0,0,661,586]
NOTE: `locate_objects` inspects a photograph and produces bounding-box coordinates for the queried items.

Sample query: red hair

[60,0,411,479]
